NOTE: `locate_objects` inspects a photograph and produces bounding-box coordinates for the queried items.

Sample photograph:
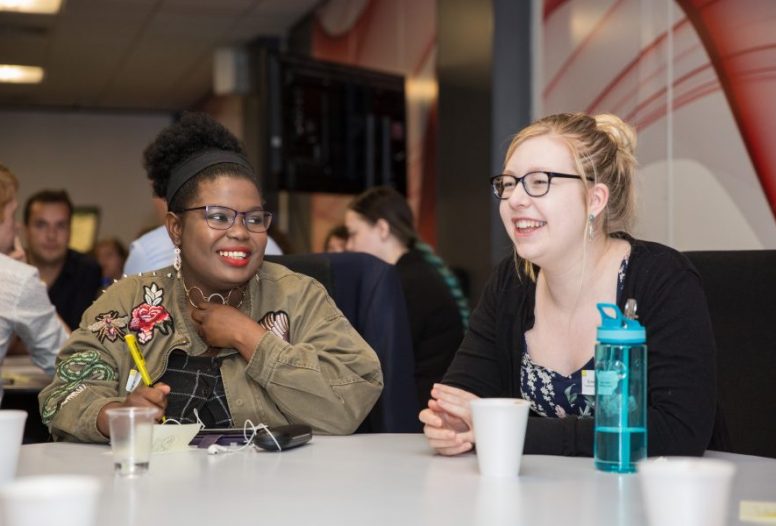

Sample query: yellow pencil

[125,333,152,386]
[125,333,165,422]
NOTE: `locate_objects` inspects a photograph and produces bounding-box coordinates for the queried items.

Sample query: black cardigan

[443,236,718,456]
[396,249,465,408]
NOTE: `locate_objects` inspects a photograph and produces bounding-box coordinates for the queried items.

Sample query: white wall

[534,0,776,251]
[0,109,172,248]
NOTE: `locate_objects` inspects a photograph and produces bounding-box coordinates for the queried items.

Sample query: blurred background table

[15,434,776,526]
[1,356,51,443]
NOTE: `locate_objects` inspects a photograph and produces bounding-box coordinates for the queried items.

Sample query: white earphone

[204,420,282,455]
[207,444,230,455]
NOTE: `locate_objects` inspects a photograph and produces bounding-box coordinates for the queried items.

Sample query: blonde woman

[420,113,720,457]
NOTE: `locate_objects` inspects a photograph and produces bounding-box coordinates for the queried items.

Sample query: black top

[443,236,718,457]
[395,248,465,407]
[48,249,102,330]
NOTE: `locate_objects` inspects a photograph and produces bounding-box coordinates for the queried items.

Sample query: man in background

[23,190,101,330]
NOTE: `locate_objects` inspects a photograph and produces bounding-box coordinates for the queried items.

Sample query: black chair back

[266,253,420,432]
[265,254,334,297]
[685,250,776,458]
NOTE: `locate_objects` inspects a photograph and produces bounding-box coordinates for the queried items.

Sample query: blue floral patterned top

[520,256,629,419]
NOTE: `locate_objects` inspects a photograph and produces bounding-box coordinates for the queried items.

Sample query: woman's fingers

[436,397,472,421]
[432,383,477,399]
[418,408,443,428]
[433,441,474,456]
[431,384,478,408]
[423,423,457,441]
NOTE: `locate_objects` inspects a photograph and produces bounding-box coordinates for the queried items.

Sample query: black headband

[166,150,254,204]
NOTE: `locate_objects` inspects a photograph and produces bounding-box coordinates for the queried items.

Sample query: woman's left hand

[190,302,266,358]
[420,383,479,455]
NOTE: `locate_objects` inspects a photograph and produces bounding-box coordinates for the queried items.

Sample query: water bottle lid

[596,303,646,344]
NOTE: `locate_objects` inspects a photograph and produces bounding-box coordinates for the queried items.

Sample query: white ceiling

[0,0,320,111]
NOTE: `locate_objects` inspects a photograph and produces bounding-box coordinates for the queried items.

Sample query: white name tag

[581,369,595,395]
[152,423,201,453]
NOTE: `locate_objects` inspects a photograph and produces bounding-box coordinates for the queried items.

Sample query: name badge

[581,369,595,395]
[153,423,201,453]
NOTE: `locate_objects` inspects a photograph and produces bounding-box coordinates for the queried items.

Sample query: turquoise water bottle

[594,302,647,473]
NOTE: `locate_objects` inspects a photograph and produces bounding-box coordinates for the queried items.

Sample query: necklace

[180,274,246,310]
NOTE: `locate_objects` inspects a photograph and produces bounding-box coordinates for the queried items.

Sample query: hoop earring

[174,246,182,279]
[587,214,595,241]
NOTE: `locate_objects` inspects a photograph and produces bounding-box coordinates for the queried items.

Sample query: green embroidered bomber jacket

[38,262,384,442]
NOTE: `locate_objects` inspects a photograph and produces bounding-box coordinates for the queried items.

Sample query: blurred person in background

[23,190,101,330]
[345,186,469,407]
[92,237,127,287]
[323,225,348,253]
[0,164,68,377]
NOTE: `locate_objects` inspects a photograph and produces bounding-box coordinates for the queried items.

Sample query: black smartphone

[190,424,312,451]
[253,424,312,451]
[190,428,247,448]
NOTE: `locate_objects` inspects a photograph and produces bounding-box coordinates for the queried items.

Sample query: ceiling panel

[161,0,258,15]
[0,0,318,110]
[0,31,50,65]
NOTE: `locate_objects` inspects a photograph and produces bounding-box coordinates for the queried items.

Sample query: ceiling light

[0,0,62,14]
[0,65,44,83]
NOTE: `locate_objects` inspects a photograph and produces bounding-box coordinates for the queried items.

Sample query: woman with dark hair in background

[40,113,382,442]
[345,186,469,407]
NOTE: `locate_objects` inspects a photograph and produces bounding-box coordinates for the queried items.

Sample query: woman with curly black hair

[40,113,383,441]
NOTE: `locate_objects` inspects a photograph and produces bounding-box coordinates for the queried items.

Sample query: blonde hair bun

[594,113,637,156]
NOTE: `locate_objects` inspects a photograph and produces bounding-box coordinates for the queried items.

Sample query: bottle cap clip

[596,303,646,344]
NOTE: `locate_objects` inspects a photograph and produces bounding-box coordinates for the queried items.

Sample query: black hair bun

[143,112,245,199]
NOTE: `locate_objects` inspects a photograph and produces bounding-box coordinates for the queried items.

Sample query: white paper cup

[0,410,27,484]
[0,475,101,526]
[638,457,736,526]
[106,406,156,476]
[470,398,530,477]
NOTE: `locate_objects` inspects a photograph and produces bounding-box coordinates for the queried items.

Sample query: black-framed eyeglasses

[178,205,272,233]
[490,172,591,199]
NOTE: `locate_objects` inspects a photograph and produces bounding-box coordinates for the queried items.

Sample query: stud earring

[587,214,595,241]
[174,246,182,279]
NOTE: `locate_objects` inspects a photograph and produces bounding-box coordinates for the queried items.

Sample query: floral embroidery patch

[129,283,173,344]
[258,311,290,342]
[41,350,117,424]
[88,310,129,342]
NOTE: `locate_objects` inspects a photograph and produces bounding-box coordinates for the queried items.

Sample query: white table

[15,434,776,526]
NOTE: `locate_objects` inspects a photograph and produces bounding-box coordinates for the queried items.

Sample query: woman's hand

[190,302,266,360]
[96,382,170,437]
[419,383,479,456]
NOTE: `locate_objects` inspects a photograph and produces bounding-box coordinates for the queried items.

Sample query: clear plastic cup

[0,410,27,484]
[106,406,156,476]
